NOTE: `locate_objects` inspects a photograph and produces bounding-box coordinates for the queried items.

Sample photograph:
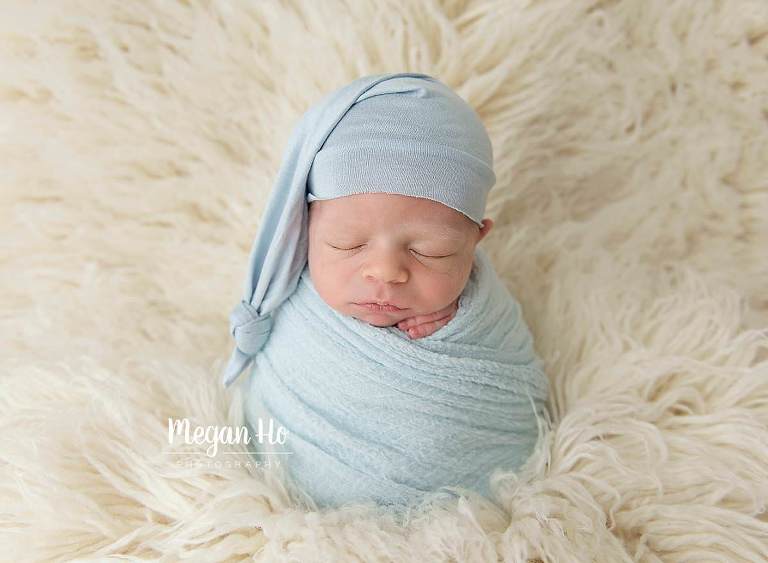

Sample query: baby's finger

[407,319,444,339]
[406,310,456,338]
[397,306,456,331]
[398,313,435,330]
[398,302,457,330]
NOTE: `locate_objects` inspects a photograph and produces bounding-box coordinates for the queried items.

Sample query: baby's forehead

[309,193,472,229]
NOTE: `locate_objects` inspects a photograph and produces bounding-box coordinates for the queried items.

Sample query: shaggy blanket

[242,247,550,513]
[1,0,767,561]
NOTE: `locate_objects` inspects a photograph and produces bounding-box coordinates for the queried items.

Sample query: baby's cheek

[308,260,344,306]
[414,274,462,308]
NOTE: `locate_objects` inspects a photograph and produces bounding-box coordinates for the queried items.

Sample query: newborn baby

[307,192,494,338]
[223,72,550,513]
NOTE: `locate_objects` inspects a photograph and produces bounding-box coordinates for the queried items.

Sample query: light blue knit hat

[222,72,496,387]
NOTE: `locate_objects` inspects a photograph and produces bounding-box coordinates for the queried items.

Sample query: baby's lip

[355,301,406,310]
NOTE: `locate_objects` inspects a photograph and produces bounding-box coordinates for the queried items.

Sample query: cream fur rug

[2,0,767,561]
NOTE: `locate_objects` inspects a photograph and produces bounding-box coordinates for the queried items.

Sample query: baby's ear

[477,218,494,242]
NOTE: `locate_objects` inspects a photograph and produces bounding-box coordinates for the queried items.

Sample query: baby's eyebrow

[336,222,466,241]
[419,228,466,241]
[400,222,467,239]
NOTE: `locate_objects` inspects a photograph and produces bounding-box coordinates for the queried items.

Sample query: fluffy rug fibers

[1,0,767,561]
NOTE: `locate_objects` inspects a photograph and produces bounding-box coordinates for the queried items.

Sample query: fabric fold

[243,246,550,510]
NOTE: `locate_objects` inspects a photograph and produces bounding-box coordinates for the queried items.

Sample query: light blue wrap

[243,245,550,510]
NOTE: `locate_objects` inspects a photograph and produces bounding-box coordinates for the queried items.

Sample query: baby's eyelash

[411,250,451,259]
[328,244,363,251]
[327,243,452,259]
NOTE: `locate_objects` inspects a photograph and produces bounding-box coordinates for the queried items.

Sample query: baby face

[307,193,492,327]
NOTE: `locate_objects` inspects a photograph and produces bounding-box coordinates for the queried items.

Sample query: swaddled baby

[222,72,550,513]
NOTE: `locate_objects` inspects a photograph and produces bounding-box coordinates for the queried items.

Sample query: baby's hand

[396,299,459,339]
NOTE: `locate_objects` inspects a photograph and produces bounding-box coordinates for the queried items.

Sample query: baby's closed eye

[326,241,458,259]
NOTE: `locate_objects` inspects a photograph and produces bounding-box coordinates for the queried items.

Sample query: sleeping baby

[222,72,550,514]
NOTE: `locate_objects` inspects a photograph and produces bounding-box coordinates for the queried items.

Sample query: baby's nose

[362,252,408,284]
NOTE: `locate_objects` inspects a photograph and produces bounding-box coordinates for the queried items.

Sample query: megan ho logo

[167,417,290,458]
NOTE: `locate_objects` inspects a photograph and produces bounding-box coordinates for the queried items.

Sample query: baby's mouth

[354,302,406,312]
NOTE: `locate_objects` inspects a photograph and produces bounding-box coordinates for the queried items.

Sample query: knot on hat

[229,300,273,356]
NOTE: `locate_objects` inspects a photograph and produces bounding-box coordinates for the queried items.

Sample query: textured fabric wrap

[243,246,550,510]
